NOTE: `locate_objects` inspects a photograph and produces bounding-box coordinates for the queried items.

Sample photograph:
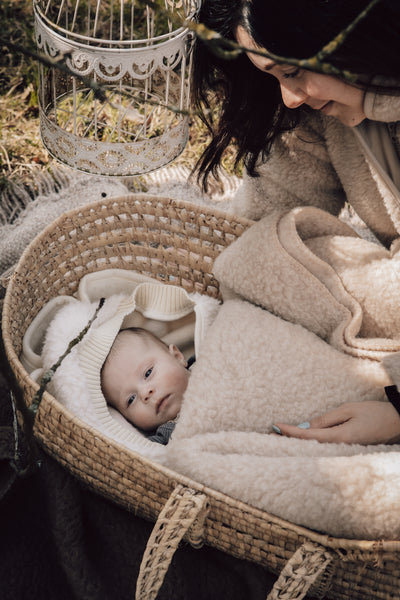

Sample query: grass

[0,0,238,196]
[0,0,47,191]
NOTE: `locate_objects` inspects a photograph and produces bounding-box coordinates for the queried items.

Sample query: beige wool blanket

[166,206,400,540]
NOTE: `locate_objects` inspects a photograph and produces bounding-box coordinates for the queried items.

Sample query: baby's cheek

[166,369,188,391]
[181,371,191,394]
[129,405,145,427]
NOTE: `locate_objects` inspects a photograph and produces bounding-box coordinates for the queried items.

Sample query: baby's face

[101,332,190,431]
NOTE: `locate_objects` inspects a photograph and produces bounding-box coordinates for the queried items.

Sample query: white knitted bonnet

[23,270,219,461]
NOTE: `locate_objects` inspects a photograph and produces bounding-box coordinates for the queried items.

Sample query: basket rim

[3,192,255,305]
[3,193,400,557]
[8,192,253,270]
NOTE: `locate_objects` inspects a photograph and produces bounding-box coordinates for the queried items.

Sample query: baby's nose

[143,387,154,402]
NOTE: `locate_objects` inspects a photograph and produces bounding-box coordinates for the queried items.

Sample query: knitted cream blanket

[166,206,400,540]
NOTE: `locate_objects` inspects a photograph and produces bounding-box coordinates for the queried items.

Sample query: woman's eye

[283,68,301,79]
[127,394,136,406]
[145,367,153,379]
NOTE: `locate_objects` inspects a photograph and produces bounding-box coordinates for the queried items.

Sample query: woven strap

[135,484,209,600]
[267,541,334,600]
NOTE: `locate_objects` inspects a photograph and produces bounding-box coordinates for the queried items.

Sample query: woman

[192,0,400,445]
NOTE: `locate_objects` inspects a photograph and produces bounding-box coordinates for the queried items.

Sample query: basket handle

[135,484,209,600]
[267,541,334,600]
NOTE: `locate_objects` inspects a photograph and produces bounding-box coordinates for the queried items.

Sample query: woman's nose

[280,83,307,109]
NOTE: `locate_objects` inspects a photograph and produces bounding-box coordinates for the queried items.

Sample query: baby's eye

[145,367,153,379]
[283,68,301,79]
[127,394,136,407]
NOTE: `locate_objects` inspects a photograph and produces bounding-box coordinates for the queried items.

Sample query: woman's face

[236,26,366,127]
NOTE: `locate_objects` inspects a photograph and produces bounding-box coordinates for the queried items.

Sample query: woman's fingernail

[297,422,310,429]
[272,425,282,434]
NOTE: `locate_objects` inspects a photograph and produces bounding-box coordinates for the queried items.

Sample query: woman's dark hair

[192,0,400,189]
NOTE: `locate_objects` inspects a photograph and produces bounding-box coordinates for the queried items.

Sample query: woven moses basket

[3,193,400,600]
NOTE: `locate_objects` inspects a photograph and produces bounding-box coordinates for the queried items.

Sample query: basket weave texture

[3,194,400,600]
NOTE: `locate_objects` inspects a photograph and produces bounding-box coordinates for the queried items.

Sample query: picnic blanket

[166,206,400,540]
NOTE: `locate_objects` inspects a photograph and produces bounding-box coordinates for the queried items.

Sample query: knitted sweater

[231,91,400,249]
[147,420,177,445]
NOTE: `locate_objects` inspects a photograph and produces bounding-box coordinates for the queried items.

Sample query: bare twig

[0,40,108,103]
[30,297,105,417]
[186,0,382,82]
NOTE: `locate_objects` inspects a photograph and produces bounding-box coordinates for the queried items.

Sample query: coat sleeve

[229,113,346,221]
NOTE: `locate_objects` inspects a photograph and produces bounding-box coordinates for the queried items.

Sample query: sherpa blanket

[166,206,400,540]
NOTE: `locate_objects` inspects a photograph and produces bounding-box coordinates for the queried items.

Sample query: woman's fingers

[308,405,352,429]
[273,401,400,445]
[274,403,353,442]
[274,421,352,443]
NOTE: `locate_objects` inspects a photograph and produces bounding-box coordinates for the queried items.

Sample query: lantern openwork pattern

[34,0,199,176]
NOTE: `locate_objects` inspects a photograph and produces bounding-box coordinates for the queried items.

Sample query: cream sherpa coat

[230,93,400,249]
[165,206,400,541]
[165,95,400,540]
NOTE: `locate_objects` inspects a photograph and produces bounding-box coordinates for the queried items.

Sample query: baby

[101,327,192,444]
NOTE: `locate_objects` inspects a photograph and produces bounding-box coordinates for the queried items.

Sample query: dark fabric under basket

[3,194,400,600]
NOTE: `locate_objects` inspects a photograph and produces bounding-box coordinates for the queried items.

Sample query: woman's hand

[274,401,400,445]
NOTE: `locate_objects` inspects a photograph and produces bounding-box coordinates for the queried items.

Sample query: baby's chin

[163,405,181,423]
[157,395,182,424]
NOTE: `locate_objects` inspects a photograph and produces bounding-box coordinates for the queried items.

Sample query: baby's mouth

[156,395,170,414]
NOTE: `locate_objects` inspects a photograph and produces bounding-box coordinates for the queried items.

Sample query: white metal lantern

[34,0,199,176]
